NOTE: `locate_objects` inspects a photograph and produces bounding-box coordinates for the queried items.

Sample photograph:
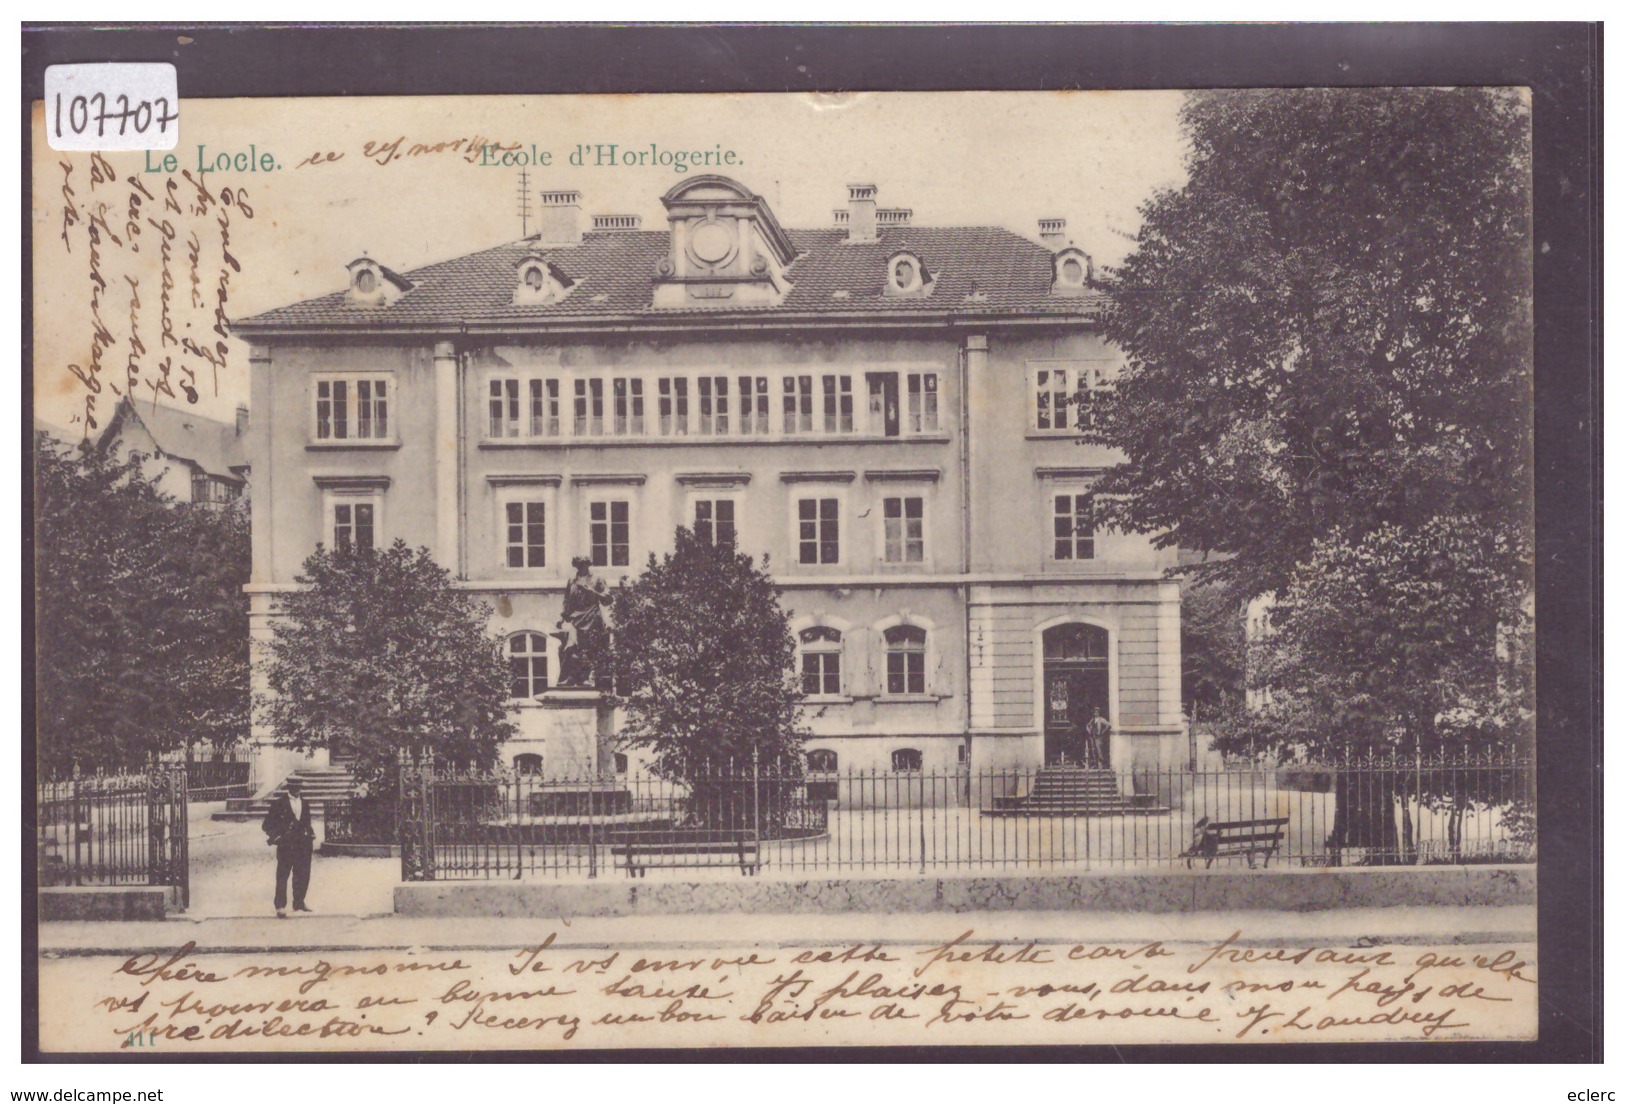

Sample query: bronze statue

[554,555,612,688]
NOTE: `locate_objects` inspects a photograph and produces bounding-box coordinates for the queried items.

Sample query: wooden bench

[610,829,761,877]
[1182,817,1288,869]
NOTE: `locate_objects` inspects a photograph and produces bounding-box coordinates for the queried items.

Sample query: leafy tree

[1233,518,1534,862]
[609,527,807,809]
[34,432,250,775]
[1180,577,1247,724]
[1089,87,1532,602]
[256,540,514,797]
[1083,89,1534,856]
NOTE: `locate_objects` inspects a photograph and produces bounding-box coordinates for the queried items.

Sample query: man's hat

[571,555,593,570]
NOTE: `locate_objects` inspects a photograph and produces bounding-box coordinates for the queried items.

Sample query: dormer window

[885,250,932,298]
[1052,248,1093,296]
[344,257,410,307]
[513,254,575,305]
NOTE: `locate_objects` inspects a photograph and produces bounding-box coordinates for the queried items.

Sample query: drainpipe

[433,340,461,577]
[959,336,985,768]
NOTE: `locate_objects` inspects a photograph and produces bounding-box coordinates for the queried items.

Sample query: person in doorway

[1085,707,1112,768]
[262,778,316,918]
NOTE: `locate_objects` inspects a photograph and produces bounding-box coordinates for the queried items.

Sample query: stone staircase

[985,764,1169,817]
[210,764,358,822]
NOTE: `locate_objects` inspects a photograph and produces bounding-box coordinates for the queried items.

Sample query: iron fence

[36,769,189,906]
[398,752,1532,882]
[157,745,255,802]
[324,797,399,847]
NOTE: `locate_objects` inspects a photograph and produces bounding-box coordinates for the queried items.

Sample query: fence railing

[36,770,190,906]
[397,754,1533,882]
[156,745,256,802]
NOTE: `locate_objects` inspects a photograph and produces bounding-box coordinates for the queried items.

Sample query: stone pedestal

[535,690,616,778]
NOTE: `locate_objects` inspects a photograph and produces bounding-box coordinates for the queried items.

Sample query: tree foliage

[1234,517,1533,761]
[256,540,514,793]
[1092,88,1532,600]
[1180,577,1247,722]
[34,432,250,775]
[609,528,807,781]
[1088,89,1534,760]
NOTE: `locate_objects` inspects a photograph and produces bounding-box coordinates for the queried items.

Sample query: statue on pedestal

[554,556,612,688]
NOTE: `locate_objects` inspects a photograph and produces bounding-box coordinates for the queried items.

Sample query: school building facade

[232,174,1183,791]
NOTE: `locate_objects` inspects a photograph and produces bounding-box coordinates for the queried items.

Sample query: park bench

[1182,817,1289,869]
[610,828,761,877]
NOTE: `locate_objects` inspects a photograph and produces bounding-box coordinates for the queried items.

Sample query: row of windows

[310,364,1113,443]
[512,748,938,778]
[504,624,935,701]
[485,370,941,441]
[799,624,928,698]
[327,489,1095,566]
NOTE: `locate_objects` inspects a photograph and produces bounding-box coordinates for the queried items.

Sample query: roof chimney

[846,183,878,243]
[235,403,249,437]
[592,214,642,232]
[1039,217,1068,250]
[537,190,582,246]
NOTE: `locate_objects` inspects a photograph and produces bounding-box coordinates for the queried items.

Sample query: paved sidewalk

[187,808,399,919]
[39,903,1535,956]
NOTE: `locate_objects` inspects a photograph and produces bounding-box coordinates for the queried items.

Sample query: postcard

[30,77,1544,1054]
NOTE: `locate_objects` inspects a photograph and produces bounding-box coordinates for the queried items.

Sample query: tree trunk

[1332,769,1403,865]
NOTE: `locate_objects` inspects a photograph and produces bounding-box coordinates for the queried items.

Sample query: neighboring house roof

[234,226,1108,332]
[33,415,84,447]
[99,397,247,483]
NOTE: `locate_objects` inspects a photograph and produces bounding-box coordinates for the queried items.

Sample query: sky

[30,90,1190,434]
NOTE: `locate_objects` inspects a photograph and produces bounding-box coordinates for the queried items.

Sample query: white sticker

[44,63,178,151]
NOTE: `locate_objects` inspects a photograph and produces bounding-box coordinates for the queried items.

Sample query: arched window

[807,749,839,773]
[884,624,928,695]
[513,753,543,777]
[891,748,923,772]
[613,752,629,775]
[508,632,550,699]
[1043,622,1109,663]
[799,626,843,696]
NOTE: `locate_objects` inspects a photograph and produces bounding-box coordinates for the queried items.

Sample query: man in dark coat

[261,778,316,917]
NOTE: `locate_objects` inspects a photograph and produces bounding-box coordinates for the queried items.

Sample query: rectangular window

[609,377,644,436]
[694,498,736,546]
[887,649,926,696]
[590,500,630,567]
[333,501,375,553]
[529,379,561,437]
[489,378,521,437]
[907,373,939,433]
[1034,367,1072,431]
[801,652,841,696]
[798,497,840,565]
[697,375,730,436]
[658,377,690,436]
[505,501,546,568]
[867,372,900,437]
[573,378,605,437]
[783,375,814,434]
[882,496,925,563]
[1053,493,1095,560]
[822,374,853,433]
[737,375,770,434]
[1073,366,1109,429]
[316,378,389,441]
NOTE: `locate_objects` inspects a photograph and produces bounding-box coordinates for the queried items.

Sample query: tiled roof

[235,226,1106,330]
[102,397,247,481]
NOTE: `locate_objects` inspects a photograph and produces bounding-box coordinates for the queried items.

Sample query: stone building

[232,175,1183,793]
[96,395,250,507]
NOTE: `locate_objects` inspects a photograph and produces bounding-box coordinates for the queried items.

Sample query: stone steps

[984,767,1170,817]
[210,765,357,822]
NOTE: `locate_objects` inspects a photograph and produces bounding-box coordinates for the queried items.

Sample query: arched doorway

[1042,623,1111,766]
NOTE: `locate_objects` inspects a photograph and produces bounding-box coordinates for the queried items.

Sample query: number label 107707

[44,63,179,151]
